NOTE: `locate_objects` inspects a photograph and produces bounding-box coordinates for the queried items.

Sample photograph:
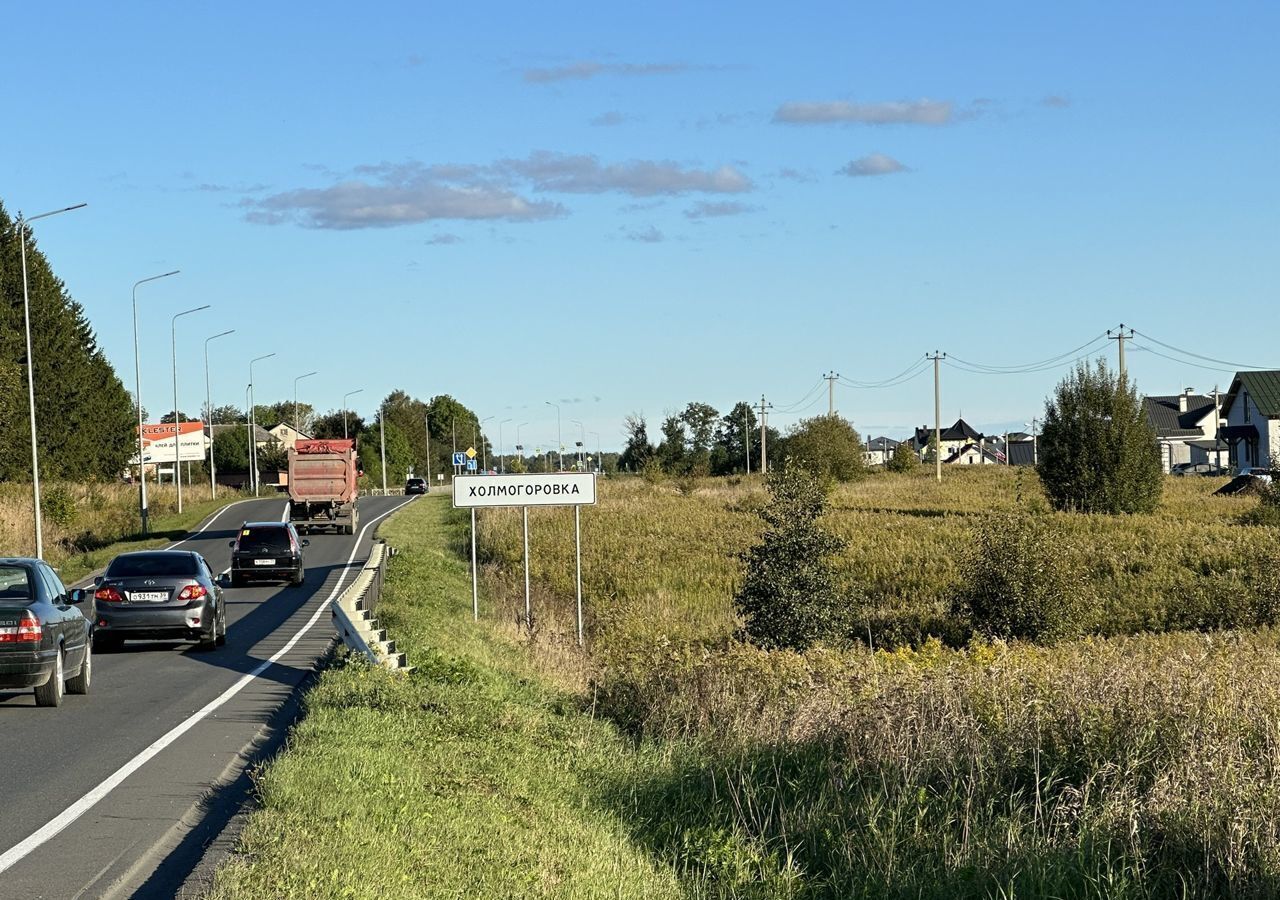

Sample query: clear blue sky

[4,2,1276,448]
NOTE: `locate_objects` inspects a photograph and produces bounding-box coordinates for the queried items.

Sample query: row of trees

[619,403,868,482]
[0,203,136,482]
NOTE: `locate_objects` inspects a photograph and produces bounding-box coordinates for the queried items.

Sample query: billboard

[130,422,207,465]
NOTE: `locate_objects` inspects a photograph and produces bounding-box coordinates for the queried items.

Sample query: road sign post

[452,473,597,643]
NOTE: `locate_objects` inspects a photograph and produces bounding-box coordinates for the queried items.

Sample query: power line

[1129,342,1236,375]
[838,357,931,389]
[946,332,1110,374]
[1129,327,1273,371]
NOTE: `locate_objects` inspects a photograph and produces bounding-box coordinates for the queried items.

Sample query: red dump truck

[287,439,359,535]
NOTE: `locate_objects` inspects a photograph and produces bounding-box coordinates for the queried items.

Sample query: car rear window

[0,566,32,602]
[407,478,424,486]
[107,553,199,577]
[238,527,293,553]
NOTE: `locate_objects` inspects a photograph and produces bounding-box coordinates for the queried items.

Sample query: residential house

[206,423,275,450]
[1218,371,1280,472]
[912,418,984,461]
[943,441,1005,465]
[1142,390,1222,473]
[864,436,901,466]
[267,422,311,451]
[1004,433,1037,467]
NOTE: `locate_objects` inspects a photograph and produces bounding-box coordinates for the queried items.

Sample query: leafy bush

[885,442,918,473]
[735,462,850,650]
[40,485,77,529]
[784,415,866,483]
[1037,358,1163,514]
[952,515,1089,642]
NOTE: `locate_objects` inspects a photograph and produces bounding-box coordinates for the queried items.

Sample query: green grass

[206,495,692,900]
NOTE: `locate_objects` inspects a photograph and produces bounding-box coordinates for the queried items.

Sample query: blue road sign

[452,452,466,466]
[466,458,478,471]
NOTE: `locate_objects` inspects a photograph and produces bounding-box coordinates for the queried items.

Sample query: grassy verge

[205,495,691,900]
[0,481,252,584]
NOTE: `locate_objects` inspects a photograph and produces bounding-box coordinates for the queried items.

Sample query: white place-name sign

[452,473,597,508]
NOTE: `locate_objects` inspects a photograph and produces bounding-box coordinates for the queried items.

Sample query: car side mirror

[69,588,88,604]
[228,540,237,548]
[93,575,103,587]
[301,539,310,547]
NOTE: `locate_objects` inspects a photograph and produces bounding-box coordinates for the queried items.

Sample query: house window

[1244,391,1251,423]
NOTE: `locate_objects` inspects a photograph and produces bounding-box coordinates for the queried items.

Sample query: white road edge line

[0,496,418,875]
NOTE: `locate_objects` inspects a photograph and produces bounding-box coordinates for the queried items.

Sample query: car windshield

[107,553,198,577]
[0,566,33,602]
[238,527,293,553]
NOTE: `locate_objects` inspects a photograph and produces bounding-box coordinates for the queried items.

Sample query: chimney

[1178,388,1194,413]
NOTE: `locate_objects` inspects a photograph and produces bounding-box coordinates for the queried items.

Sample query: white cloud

[838,154,909,177]
[589,111,627,127]
[505,151,752,197]
[774,99,953,125]
[426,233,462,245]
[524,61,691,83]
[684,201,757,219]
[622,225,664,243]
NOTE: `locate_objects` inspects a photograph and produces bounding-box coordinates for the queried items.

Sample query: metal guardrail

[331,541,408,670]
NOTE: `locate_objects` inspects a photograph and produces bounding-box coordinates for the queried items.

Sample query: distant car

[229,521,307,587]
[1172,463,1216,476]
[0,558,92,707]
[405,477,428,495]
[94,550,226,652]
[1238,466,1274,482]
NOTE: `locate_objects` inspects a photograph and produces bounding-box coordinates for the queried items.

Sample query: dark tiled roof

[866,436,901,451]
[1223,371,1280,419]
[1143,395,1214,439]
[914,418,984,444]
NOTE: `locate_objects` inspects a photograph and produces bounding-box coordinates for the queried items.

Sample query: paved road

[0,494,414,899]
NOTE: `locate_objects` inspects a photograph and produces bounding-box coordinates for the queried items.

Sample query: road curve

[0,494,413,899]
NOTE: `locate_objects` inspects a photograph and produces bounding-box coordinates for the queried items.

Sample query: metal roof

[1223,371,1280,419]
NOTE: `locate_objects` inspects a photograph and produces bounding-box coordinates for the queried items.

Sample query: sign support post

[522,506,531,630]
[470,508,479,621]
[574,505,583,647]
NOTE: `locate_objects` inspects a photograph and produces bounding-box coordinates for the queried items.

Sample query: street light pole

[590,432,602,474]
[516,422,529,471]
[342,388,363,440]
[203,329,234,498]
[545,401,562,470]
[132,269,180,536]
[571,419,585,470]
[379,402,388,495]
[480,416,494,471]
[248,353,275,496]
[499,419,512,473]
[424,411,432,487]
[13,203,86,558]
[172,305,210,513]
[293,371,317,438]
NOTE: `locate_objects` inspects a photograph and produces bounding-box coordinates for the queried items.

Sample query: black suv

[229,522,308,587]
[405,477,428,495]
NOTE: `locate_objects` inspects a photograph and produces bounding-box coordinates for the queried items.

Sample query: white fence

[330,541,408,670]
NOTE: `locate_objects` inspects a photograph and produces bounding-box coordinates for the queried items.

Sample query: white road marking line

[0,497,417,875]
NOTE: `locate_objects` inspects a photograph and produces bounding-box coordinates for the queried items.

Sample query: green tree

[656,414,687,474]
[1037,359,1162,513]
[784,415,866,482]
[712,401,758,475]
[0,202,135,481]
[311,409,363,441]
[159,410,194,424]
[359,419,414,488]
[426,394,482,477]
[212,427,251,474]
[618,413,653,472]
[735,462,850,650]
[203,403,242,425]
[680,401,719,474]
[886,441,919,473]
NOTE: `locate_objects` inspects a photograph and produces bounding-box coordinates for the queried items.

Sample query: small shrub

[41,485,77,529]
[952,515,1088,642]
[640,456,666,485]
[885,442,918,473]
[735,462,850,650]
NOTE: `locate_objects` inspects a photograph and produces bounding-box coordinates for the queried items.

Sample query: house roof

[914,418,984,445]
[943,442,1004,465]
[866,436,901,451]
[207,423,274,442]
[269,422,311,439]
[1222,371,1280,419]
[1143,394,1215,439]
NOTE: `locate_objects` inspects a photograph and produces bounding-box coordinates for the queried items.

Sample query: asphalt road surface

[0,494,414,899]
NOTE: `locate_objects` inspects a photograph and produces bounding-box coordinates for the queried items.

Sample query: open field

[476,467,1272,649]
[0,480,246,583]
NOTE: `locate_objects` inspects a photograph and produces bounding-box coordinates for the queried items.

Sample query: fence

[330,540,408,670]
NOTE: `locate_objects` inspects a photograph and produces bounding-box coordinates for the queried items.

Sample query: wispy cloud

[504,152,752,197]
[775,167,815,183]
[245,151,752,229]
[425,233,462,245]
[589,111,627,127]
[524,61,692,84]
[774,99,953,125]
[622,225,664,243]
[1041,94,1071,108]
[838,154,909,177]
[684,200,757,219]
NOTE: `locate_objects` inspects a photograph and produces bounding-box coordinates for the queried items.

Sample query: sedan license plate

[131,591,168,602]
[253,559,276,566]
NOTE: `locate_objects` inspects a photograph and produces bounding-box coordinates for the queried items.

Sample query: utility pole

[743,406,751,475]
[1107,324,1134,383]
[927,352,946,482]
[757,395,773,475]
[824,371,839,417]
